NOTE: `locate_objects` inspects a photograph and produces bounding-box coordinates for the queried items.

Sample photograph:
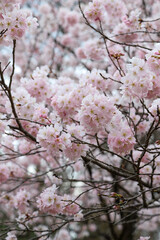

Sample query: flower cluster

[146,43,160,76]
[84,0,104,22]
[55,229,71,240]
[0,2,38,43]
[37,124,71,155]
[0,164,10,183]
[51,94,77,121]
[121,57,160,100]
[37,184,80,216]
[21,66,52,102]
[0,0,160,239]
[78,93,116,133]
[14,189,30,212]
[6,232,17,240]
[82,68,115,91]
[107,114,136,155]
[77,39,106,61]
[64,124,88,161]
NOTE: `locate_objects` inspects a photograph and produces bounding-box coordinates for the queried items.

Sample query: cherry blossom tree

[0,0,160,239]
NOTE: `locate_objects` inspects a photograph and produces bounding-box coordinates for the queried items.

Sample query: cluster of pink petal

[6,232,17,240]
[5,87,53,136]
[6,87,36,118]
[133,151,151,164]
[5,87,40,135]
[129,109,150,135]
[149,98,160,117]
[0,162,25,185]
[84,0,104,22]
[64,124,88,161]
[70,84,98,109]
[107,117,136,155]
[51,81,100,123]
[74,210,83,221]
[121,57,159,100]
[51,76,76,96]
[77,39,105,61]
[78,93,116,133]
[0,164,10,183]
[52,93,77,120]
[82,68,114,91]
[139,164,152,182]
[122,9,141,28]
[55,229,71,240]
[0,3,38,42]
[14,189,30,212]
[50,77,78,121]
[146,43,160,76]
[0,0,160,238]
[0,136,14,154]
[138,205,160,231]
[150,155,160,185]
[0,0,21,12]
[113,9,141,43]
[104,0,127,24]
[32,104,50,125]
[57,8,80,29]
[37,124,71,155]
[18,139,36,154]
[37,185,79,216]
[9,163,25,178]
[38,3,57,34]
[21,66,52,102]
